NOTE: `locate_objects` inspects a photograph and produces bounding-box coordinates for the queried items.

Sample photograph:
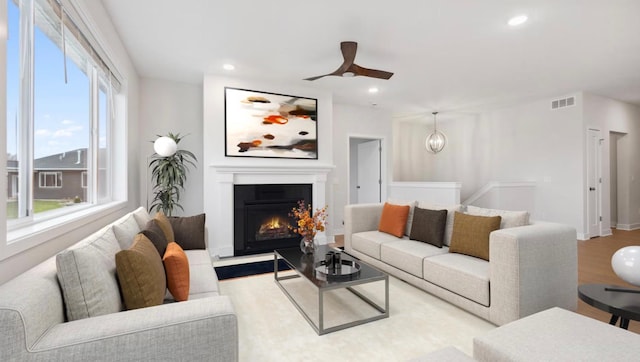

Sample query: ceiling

[101,0,640,116]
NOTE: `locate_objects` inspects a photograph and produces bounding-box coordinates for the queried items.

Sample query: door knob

[356,186,361,189]
[589,187,596,191]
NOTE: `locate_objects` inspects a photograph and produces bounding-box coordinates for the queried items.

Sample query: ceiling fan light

[342,71,356,77]
[508,15,528,26]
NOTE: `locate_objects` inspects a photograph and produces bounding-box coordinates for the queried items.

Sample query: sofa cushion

[387,198,417,236]
[378,202,410,238]
[352,230,405,259]
[449,212,501,261]
[466,205,529,229]
[381,240,449,278]
[154,211,175,243]
[56,226,123,321]
[423,253,490,306]
[142,219,169,256]
[163,242,190,302]
[417,202,463,246]
[112,213,142,250]
[187,250,220,297]
[410,207,447,247]
[131,206,152,230]
[116,234,167,310]
[169,213,206,250]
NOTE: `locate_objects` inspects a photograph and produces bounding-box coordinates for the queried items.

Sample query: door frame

[586,128,603,238]
[347,134,388,205]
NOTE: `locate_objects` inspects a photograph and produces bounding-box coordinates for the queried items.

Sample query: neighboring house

[6,149,88,202]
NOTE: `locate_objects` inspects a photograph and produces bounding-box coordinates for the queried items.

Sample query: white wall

[0,0,140,284]
[332,103,392,234]
[393,96,585,234]
[583,92,640,231]
[139,78,203,216]
[393,114,489,200]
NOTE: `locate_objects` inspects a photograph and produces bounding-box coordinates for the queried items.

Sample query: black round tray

[314,259,361,281]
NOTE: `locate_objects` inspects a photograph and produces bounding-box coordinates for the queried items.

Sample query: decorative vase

[612,246,640,286]
[300,237,316,254]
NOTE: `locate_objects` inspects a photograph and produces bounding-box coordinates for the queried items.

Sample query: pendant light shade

[425,112,447,153]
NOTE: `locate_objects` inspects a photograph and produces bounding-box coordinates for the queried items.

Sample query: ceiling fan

[304,41,394,81]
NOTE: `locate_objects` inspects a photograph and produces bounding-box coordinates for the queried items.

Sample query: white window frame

[39,171,62,189]
[2,0,128,262]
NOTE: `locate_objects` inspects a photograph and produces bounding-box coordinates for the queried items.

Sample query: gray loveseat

[344,202,577,326]
[0,207,237,361]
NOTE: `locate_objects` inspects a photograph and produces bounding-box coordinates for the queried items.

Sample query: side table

[578,283,640,329]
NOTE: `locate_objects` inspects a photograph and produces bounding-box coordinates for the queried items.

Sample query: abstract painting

[224,87,318,159]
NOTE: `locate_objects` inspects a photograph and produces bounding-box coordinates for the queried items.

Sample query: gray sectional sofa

[344,202,578,325]
[0,207,238,361]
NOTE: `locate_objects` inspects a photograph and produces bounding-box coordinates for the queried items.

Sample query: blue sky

[7,1,90,159]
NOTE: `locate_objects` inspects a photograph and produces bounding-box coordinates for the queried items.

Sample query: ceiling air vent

[551,96,576,110]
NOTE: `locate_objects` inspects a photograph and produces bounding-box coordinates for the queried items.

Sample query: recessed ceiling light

[223,63,235,71]
[368,87,379,94]
[508,15,528,26]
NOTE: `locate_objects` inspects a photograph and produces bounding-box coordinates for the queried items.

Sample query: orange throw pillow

[378,202,410,238]
[163,242,190,301]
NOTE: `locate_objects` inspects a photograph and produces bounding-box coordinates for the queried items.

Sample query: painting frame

[224,87,319,159]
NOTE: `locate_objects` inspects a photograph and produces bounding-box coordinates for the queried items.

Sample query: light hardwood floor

[334,229,640,333]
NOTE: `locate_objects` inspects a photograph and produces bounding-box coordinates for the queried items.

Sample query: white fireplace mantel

[206,163,335,257]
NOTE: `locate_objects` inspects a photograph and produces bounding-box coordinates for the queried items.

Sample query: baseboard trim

[616,223,640,231]
[577,232,589,240]
[601,229,613,237]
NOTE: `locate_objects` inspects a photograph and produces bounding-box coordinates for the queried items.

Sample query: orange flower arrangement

[289,200,328,240]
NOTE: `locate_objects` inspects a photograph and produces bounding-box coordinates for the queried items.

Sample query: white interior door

[357,140,381,203]
[587,129,601,238]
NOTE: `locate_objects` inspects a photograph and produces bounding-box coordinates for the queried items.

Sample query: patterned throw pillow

[449,212,501,261]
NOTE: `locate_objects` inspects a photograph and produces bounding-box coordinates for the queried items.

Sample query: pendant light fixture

[425,111,446,153]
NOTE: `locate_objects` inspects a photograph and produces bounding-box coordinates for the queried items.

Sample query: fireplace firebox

[234,184,312,256]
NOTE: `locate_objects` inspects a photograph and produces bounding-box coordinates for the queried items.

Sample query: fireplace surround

[207,164,334,257]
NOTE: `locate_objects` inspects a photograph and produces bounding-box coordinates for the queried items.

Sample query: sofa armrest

[32,296,237,361]
[489,222,577,325]
[344,203,384,252]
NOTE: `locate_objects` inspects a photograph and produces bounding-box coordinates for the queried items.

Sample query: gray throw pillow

[409,207,448,248]
[142,219,169,256]
[169,214,206,250]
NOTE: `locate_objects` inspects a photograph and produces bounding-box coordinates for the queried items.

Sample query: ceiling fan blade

[303,74,329,81]
[340,41,357,66]
[351,64,394,80]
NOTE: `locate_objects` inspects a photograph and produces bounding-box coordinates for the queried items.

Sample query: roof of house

[33,148,88,170]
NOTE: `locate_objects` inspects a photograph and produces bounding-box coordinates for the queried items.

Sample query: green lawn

[6,199,66,218]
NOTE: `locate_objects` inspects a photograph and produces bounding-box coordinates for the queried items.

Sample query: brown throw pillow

[378,202,410,238]
[154,211,175,243]
[141,219,169,256]
[410,207,448,248]
[449,212,501,261]
[115,234,167,310]
[163,242,190,301]
[169,213,206,250]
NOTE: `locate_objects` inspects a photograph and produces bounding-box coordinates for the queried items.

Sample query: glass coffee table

[274,245,389,335]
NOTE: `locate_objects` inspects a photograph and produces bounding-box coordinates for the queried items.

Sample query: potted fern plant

[149,133,197,216]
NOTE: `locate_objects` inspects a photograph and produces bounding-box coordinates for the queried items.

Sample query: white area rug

[219,271,494,361]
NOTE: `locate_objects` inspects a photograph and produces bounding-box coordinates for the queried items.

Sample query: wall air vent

[551,96,576,110]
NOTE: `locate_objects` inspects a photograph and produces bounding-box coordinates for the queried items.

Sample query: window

[5,0,122,230]
[39,172,62,188]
